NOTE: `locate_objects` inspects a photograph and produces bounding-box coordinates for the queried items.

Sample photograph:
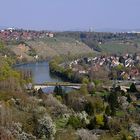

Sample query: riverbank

[49,59,88,84]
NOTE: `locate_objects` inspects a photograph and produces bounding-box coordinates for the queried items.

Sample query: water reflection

[15,61,62,84]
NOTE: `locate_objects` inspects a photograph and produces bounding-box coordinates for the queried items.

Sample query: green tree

[54,85,63,96]
[108,92,119,116]
[0,40,4,52]
[87,117,96,130]
[130,83,137,92]
[126,94,132,103]
[80,84,88,95]
[82,77,89,84]
[38,88,44,98]
[103,115,109,129]
[85,102,95,116]
[0,57,21,91]
[105,105,111,116]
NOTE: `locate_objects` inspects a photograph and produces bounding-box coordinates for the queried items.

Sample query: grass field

[100,40,140,54]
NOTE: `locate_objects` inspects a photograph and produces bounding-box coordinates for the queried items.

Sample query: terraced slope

[26,37,95,58]
[9,37,95,61]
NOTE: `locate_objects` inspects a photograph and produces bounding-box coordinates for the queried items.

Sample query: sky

[0,0,140,31]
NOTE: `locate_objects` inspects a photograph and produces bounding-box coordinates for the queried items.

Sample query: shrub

[43,94,69,117]
[10,122,36,140]
[95,114,104,128]
[88,114,104,129]
[67,116,82,129]
[79,84,88,95]
[86,96,105,114]
[63,91,86,112]
[37,113,56,139]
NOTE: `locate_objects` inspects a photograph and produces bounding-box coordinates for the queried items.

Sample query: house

[47,32,54,38]
[79,70,87,74]
[17,55,23,60]
[129,68,139,80]
[4,55,7,58]
[34,55,39,60]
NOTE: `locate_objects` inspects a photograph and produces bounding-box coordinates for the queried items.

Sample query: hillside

[100,40,140,54]
[7,31,140,62]
[56,32,140,54]
[8,37,95,62]
[27,37,95,58]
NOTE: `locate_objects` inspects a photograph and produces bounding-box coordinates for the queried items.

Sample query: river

[15,61,72,93]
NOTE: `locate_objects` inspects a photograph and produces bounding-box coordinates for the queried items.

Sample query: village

[0,28,54,41]
[66,53,140,81]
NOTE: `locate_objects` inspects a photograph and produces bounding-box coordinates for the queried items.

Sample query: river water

[15,61,72,93]
[15,61,62,84]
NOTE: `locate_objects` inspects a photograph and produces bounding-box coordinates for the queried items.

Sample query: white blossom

[38,113,56,140]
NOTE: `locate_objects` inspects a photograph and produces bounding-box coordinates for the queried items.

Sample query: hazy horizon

[0,0,140,31]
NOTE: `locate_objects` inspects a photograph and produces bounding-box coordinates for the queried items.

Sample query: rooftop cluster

[0,28,54,41]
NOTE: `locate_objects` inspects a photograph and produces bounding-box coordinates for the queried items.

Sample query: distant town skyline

[0,0,140,31]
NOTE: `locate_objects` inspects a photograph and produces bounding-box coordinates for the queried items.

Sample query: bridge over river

[34,82,82,91]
